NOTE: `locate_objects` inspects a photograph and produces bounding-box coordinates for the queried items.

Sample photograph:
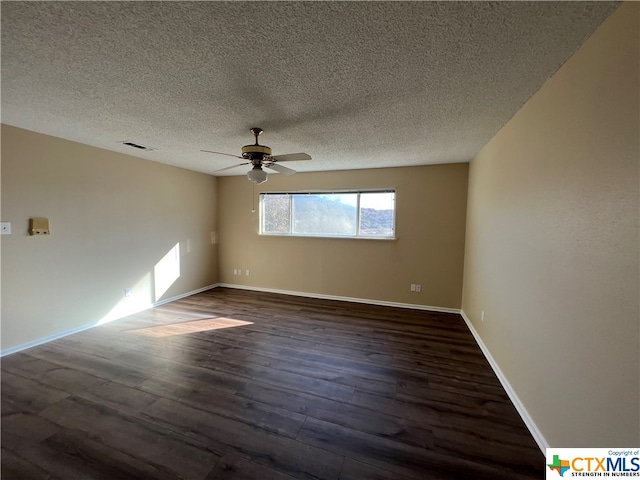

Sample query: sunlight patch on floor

[128,317,253,337]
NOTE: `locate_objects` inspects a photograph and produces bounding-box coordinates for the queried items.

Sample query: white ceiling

[2,2,618,177]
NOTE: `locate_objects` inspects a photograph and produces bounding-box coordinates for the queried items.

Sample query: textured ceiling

[2,2,618,177]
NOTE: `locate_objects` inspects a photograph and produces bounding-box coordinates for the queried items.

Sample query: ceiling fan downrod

[250,127,263,145]
[242,127,272,160]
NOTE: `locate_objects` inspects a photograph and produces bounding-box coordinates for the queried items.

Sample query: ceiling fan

[202,127,311,184]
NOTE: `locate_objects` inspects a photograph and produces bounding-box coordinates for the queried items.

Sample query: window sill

[259,234,397,241]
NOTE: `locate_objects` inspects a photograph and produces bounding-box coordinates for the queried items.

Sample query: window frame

[259,189,396,240]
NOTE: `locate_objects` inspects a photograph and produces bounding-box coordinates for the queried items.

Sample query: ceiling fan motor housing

[242,144,272,162]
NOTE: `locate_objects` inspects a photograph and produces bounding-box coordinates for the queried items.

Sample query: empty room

[1,2,638,479]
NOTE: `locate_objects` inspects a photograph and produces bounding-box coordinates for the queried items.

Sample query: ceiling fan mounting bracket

[249,127,263,141]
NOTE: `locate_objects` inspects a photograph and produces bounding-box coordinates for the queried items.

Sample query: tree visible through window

[260,190,395,238]
[262,194,290,234]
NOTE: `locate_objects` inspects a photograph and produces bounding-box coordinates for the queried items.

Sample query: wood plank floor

[1,287,544,479]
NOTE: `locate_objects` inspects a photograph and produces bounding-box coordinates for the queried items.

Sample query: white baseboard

[214,283,460,314]
[153,284,218,307]
[0,284,218,357]
[0,322,100,358]
[459,309,549,452]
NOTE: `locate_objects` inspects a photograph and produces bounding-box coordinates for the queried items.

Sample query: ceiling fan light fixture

[247,166,268,184]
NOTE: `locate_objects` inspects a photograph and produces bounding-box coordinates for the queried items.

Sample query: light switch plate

[1,222,11,235]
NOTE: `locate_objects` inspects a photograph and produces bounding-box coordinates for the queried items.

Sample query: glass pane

[261,194,290,234]
[359,192,395,237]
[292,193,357,236]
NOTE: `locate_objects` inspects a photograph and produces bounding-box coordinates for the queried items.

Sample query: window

[260,190,395,239]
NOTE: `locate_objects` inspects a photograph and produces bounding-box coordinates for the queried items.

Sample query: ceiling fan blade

[201,150,243,159]
[266,163,297,176]
[270,153,311,162]
[212,162,250,173]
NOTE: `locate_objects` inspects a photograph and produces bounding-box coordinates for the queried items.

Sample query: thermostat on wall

[29,217,50,236]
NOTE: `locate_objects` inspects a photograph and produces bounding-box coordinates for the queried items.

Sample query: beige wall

[218,164,468,309]
[1,125,218,352]
[462,2,639,447]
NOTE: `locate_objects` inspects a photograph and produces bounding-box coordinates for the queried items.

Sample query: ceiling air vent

[119,141,157,151]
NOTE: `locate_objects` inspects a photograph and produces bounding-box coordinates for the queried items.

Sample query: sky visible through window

[318,192,394,210]
[360,192,394,210]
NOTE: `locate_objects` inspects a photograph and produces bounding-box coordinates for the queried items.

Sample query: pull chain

[252,182,256,213]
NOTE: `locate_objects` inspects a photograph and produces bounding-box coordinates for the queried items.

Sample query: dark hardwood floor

[1,287,544,479]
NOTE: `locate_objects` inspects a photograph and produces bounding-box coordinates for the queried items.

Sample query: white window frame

[259,189,396,240]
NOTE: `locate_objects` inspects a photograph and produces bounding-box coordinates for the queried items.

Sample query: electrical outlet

[410,284,416,292]
[186,239,191,253]
[481,310,485,322]
[124,288,132,297]
[245,269,250,276]
[0,222,11,235]
[415,284,422,293]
